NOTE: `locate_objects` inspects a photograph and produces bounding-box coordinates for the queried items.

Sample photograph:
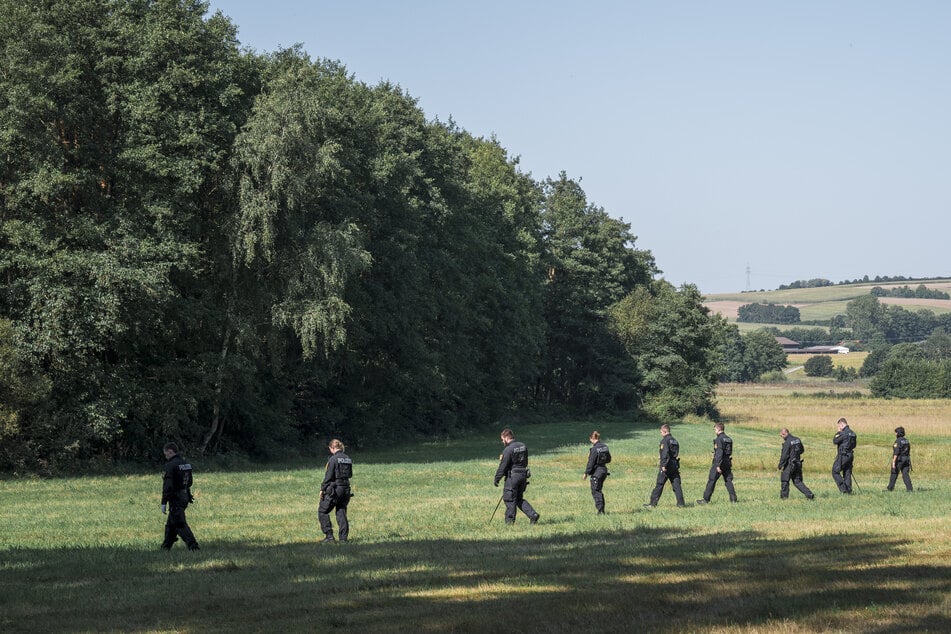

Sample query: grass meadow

[2,387,950,633]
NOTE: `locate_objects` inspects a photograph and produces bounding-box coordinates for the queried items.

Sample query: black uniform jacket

[495,441,528,485]
[779,434,805,470]
[659,435,680,472]
[162,454,193,506]
[585,441,612,476]
[322,452,353,493]
[893,437,911,464]
[711,432,733,469]
[833,425,857,454]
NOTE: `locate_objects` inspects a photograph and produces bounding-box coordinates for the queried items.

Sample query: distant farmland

[704,279,951,325]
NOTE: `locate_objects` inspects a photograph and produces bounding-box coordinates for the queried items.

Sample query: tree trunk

[199,324,231,454]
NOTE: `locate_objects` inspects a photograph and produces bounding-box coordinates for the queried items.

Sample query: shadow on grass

[361,413,663,465]
[3,527,949,633]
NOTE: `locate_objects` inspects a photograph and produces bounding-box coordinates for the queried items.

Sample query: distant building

[796,345,850,355]
[776,337,849,354]
[775,336,800,351]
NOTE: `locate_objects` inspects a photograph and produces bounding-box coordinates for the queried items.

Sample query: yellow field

[786,351,868,370]
[715,383,951,475]
[717,383,951,435]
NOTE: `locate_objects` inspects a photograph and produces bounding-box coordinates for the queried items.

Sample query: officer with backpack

[583,430,612,514]
[832,417,857,494]
[697,422,737,505]
[645,424,686,508]
[319,439,353,543]
[886,426,913,492]
[778,428,814,499]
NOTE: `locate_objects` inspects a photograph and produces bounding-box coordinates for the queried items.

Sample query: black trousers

[318,485,350,540]
[780,462,813,498]
[650,468,684,506]
[701,464,737,502]
[163,504,199,549]
[887,461,913,491]
[832,453,853,493]
[589,468,608,513]
[503,472,537,523]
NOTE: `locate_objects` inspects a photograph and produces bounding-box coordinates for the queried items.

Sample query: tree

[736,303,801,324]
[714,322,747,383]
[922,331,951,361]
[859,345,890,378]
[741,330,788,380]
[0,0,250,465]
[870,359,949,398]
[611,282,721,417]
[845,295,886,341]
[536,173,656,410]
[713,326,786,382]
[883,306,936,344]
[804,355,834,377]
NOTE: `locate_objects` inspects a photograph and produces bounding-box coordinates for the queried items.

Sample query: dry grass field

[786,351,868,371]
[717,382,951,435]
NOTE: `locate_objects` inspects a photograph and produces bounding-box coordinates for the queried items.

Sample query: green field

[706,279,951,326]
[706,279,951,305]
[2,393,950,632]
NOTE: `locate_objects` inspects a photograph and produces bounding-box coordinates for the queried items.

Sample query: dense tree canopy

[713,326,787,383]
[736,303,800,324]
[1,1,727,470]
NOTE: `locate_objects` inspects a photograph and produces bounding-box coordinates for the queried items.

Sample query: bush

[834,366,858,382]
[804,355,834,377]
[759,370,788,383]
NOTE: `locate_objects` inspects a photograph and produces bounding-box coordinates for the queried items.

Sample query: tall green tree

[536,174,656,409]
[0,0,249,465]
[845,295,886,341]
[611,281,721,417]
[716,327,787,382]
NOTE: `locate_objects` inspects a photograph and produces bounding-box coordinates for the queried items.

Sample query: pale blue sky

[208,1,951,294]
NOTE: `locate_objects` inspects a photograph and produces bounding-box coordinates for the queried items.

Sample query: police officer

[160,442,200,551]
[646,424,685,508]
[887,426,913,492]
[778,428,814,500]
[697,422,737,505]
[832,417,857,494]
[583,431,612,514]
[494,428,540,524]
[318,439,352,543]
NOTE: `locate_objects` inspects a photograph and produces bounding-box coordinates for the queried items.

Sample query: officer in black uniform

[646,424,685,507]
[887,426,913,492]
[494,428,540,524]
[160,442,200,551]
[697,422,737,504]
[318,439,353,543]
[583,431,612,514]
[778,428,814,499]
[832,417,857,494]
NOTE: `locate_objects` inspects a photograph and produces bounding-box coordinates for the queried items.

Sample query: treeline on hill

[737,303,800,324]
[777,275,949,290]
[0,1,732,471]
[871,285,950,300]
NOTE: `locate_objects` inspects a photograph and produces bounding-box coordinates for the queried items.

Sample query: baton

[489,493,504,524]
[851,473,862,493]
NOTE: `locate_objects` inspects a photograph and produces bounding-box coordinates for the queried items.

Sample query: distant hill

[704,279,951,329]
